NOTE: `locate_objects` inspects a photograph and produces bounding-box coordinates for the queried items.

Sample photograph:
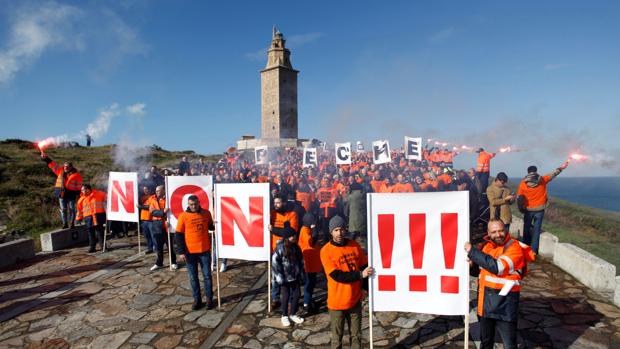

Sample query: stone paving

[0,234,619,349]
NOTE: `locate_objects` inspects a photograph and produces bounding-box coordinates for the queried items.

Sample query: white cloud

[0,1,83,85]
[429,27,455,43]
[126,102,146,117]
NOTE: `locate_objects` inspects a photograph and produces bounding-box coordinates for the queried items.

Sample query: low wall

[554,243,616,294]
[0,238,35,268]
[40,226,89,252]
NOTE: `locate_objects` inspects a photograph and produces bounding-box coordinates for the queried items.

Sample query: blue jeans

[141,221,155,251]
[523,210,545,254]
[272,279,280,302]
[304,272,317,306]
[59,197,76,226]
[185,251,213,302]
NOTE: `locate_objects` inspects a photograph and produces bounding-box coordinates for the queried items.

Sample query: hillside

[1,138,619,269]
[0,139,218,243]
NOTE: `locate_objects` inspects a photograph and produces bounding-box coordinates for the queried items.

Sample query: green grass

[0,139,214,250]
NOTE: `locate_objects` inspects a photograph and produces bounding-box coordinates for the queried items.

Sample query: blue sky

[1,1,619,176]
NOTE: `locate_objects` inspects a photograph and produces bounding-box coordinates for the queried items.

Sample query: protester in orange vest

[320,216,373,349]
[391,174,414,193]
[298,213,323,314]
[175,195,215,310]
[149,185,177,271]
[516,161,569,254]
[369,172,386,193]
[475,148,496,191]
[41,153,83,229]
[136,185,155,253]
[75,184,106,253]
[465,219,535,349]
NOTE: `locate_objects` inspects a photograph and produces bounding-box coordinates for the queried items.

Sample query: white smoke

[112,103,152,170]
[82,103,120,139]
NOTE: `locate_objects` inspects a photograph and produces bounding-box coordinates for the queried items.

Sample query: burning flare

[569,153,587,161]
[499,146,512,153]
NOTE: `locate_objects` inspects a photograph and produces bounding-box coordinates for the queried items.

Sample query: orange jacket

[295,191,315,212]
[391,182,414,193]
[47,160,83,198]
[320,240,368,310]
[517,175,551,210]
[270,210,299,251]
[298,226,323,273]
[476,151,496,173]
[370,179,386,193]
[139,194,152,221]
[469,236,535,321]
[437,173,453,186]
[76,189,106,225]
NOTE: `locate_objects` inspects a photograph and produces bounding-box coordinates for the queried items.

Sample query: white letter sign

[372,140,391,164]
[367,191,469,315]
[303,148,317,168]
[335,142,351,165]
[255,146,268,165]
[404,136,422,160]
[107,172,138,222]
[215,183,270,261]
[165,176,213,231]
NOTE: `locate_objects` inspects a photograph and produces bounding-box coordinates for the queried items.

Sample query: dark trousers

[280,281,300,316]
[477,172,490,193]
[479,316,517,349]
[329,301,362,349]
[152,220,176,266]
[523,210,545,253]
[186,251,213,302]
[87,225,105,250]
[304,272,317,306]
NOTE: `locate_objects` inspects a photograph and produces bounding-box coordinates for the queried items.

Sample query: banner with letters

[215,183,270,261]
[303,147,318,168]
[165,176,213,232]
[372,140,391,164]
[356,141,364,152]
[335,142,352,165]
[367,191,469,315]
[106,172,138,222]
[404,136,422,161]
[255,146,268,165]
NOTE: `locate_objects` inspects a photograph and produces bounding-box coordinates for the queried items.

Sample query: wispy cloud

[0,1,83,85]
[244,31,323,61]
[428,27,455,43]
[544,63,570,70]
[126,102,146,117]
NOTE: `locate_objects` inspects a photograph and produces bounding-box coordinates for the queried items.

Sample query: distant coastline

[510,176,620,212]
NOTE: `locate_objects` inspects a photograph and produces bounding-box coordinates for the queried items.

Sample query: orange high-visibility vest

[476,151,496,173]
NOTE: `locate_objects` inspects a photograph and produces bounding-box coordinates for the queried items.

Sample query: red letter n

[220,196,264,247]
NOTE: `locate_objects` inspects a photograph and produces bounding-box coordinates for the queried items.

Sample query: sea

[509,177,620,213]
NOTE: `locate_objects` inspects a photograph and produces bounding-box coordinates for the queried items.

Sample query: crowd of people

[42,144,570,349]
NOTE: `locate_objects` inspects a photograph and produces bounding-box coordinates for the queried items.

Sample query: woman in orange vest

[76,184,107,253]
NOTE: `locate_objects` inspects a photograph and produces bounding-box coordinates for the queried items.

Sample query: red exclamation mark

[377,214,396,291]
[440,213,459,294]
[408,213,427,292]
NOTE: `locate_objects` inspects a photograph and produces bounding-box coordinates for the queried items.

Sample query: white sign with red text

[367,191,469,315]
[106,172,138,222]
[165,176,213,232]
[215,183,270,261]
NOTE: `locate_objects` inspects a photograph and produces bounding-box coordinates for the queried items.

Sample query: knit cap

[329,215,346,233]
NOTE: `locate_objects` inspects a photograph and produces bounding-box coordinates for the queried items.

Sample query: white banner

[165,176,213,232]
[303,148,318,168]
[372,140,391,164]
[335,142,352,165]
[106,172,138,222]
[356,141,364,152]
[404,136,422,161]
[367,191,469,315]
[255,146,268,165]
[215,183,270,261]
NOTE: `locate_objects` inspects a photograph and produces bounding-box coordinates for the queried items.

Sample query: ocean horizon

[509,176,620,213]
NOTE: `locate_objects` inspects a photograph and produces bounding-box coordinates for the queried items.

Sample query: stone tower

[261,26,299,140]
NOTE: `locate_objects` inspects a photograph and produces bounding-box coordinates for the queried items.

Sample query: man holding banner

[465,218,535,349]
[320,216,373,349]
[175,195,215,310]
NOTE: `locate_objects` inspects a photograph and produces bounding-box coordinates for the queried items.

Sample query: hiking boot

[206,298,215,310]
[192,300,204,311]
